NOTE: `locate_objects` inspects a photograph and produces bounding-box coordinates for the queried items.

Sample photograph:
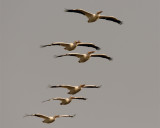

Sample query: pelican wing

[59,85,76,90]
[40,42,69,48]
[65,9,92,18]
[59,114,76,118]
[99,16,123,25]
[72,97,87,100]
[42,97,65,103]
[24,114,49,119]
[83,85,102,88]
[67,53,84,58]
[53,97,66,101]
[55,53,83,58]
[91,54,112,61]
[77,43,100,50]
[48,84,75,89]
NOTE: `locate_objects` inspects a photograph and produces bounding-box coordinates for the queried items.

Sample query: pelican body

[41,40,100,51]
[49,84,101,95]
[42,96,87,105]
[24,113,75,124]
[65,9,123,24]
[55,51,112,63]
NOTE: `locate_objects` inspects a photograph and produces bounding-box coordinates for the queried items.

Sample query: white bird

[55,51,112,63]
[42,96,87,105]
[24,113,75,124]
[65,9,123,24]
[40,40,100,51]
[49,84,101,95]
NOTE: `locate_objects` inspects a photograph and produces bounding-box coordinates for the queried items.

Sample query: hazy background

[1,0,159,128]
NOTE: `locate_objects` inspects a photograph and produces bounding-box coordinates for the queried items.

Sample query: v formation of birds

[24,9,123,124]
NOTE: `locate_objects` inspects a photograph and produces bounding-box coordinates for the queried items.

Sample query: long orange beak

[88,51,95,54]
[97,11,103,14]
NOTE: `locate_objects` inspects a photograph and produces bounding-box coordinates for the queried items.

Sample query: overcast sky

[1,0,160,128]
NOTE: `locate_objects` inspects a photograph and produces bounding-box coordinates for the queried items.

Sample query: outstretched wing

[83,85,102,88]
[24,113,49,119]
[77,43,100,50]
[72,97,87,100]
[65,9,93,18]
[91,54,112,61]
[99,15,123,25]
[42,97,65,103]
[55,53,83,58]
[59,85,75,90]
[40,42,69,48]
[48,84,75,90]
[59,114,76,118]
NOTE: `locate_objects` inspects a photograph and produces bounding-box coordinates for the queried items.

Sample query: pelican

[24,113,75,124]
[42,96,87,105]
[49,84,101,95]
[65,9,123,24]
[40,40,100,51]
[55,51,112,63]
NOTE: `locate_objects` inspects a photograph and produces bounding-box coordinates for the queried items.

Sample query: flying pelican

[24,113,75,124]
[40,40,100,51]
[49,84,101,95]
[42,96,87,105]
[55,51,112,63]
[65,9,123,24]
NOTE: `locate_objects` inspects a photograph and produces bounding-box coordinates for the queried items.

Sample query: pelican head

[54,115,60,119]
[87,51,95,54]
[80,84,86,88]
[75,40,81,44]
[70,96,74,99]
[96,11,103,15]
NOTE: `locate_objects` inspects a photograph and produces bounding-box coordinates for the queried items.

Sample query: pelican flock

[24,113,75,123]
[55,51,112,63]
[49,84,101,95]
[42,96,87,105]
[65,9,123,24]
[24,7,123,126]
[41,40,100,51]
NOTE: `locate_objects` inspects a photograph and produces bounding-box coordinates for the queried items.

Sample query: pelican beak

[88,51,95,54]
[76,40,81,44]
[81,84,86,87]
[97,11,103,14]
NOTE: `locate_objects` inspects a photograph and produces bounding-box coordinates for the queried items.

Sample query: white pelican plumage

[55,51,112,63]
[40,40,100,51]
[65,9,123,24]
[24,113,75,124]
[49,84,101,95]
[42,96,87,105]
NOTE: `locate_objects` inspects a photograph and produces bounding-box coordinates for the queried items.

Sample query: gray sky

[1,0,160,128]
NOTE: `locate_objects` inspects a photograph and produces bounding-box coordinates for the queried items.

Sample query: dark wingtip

[64,9,70,12]
[72,114,76,117]
[54,55,60,58]
[40,45,46,48]
[108,57,113,61]
[97,85,102,88]
[48,85,52,88]
[119,21,123,25]
[96,47,101,50]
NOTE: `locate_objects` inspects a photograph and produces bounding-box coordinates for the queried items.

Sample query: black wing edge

[100,17,123,25]
[78,44,101,50]
[65,9,86,15]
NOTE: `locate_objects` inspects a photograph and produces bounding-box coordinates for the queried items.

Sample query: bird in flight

[42,96,87,105]
[24,113,75,124]
[55,51,112,63]
[65,9,123,24]
[49,84,101,95]
[40,40,100,51]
